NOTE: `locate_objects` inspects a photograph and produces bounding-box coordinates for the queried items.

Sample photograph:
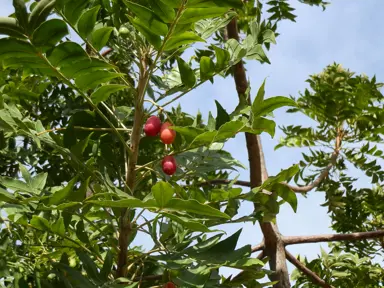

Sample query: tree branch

[226,17,290,288]
[284,230,384,246]
[101,48,113,57]
[200,150,338,194]
[116,52,148,278]
[251,241,264,253]
[285,250,334,288]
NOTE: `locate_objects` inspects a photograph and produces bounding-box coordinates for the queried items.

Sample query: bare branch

[285,250,334,288]
[256,251,265,260]
[284,230,384,246]
[200,150,338,194]
[227,14,291,286]
[101,48,113,57]
[251,241,264,253]
[286,150,338,193]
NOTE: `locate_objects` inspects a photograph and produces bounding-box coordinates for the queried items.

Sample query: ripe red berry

[144,116,161,137]
[160,122,176,144]
[163,282,176,288]
[162,155,177,176]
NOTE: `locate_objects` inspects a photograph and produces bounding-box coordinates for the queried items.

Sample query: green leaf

[164,31,205,51]
[215,120,244,142]
[187,0,243,8]
[175,265,212,288]
[200,56,215,81]
[47,41,89,67]
[255,165,300,193]
[246,44,270,64]
[51,217,65,236]
[62,0,88,25]
[162,213,214,232]
[148,0,175,23]
[60,57,115,78]
[263,29,276,44]
[77,251,101,283]
[13,0,28,31]
[215,100,230,130]
[123,1,168,36]
[77,5,101,38]
[100,251,113,281]
[206,228,241,253]
[71,133,92,159]
[91,84,128,104]
[76,220,89,243]
[19,163,31,185]
[253,96,297,118]
[152,181,174,208]
[177,57,196,88]
[159,0,182,8]
[91,27,114,51]
[0,187,17,203]
[276,183,297,213]
[32,19,69,47]
[75,71,125,90]
[0,17,27,38]
[207,111,216,131]
[48,176,78,205]
[129,16,161,49]
[225,38,246,64]
[0,38,36,60]
[28,0,56,33]
[0,177,39,194]
[252,117,276,137]
[166,198,230,219]
[30,215,51,232]
[252,79,266,112]
[53,263,95,288]
[195,11,236,39]
[88,198,229,219]
[213,45,230,71]
[68,177,90,202]
[178,7,230,24]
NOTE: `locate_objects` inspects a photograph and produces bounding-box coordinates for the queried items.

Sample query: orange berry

[160,122,176,144]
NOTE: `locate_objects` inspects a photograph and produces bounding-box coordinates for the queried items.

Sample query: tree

[0,0,383,287]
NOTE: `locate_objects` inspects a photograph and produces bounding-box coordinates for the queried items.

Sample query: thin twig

[285,249,334,288]
[284,230,384,246]
[251,241,264,253]
[36,126,132,136]
[200,151,337,194]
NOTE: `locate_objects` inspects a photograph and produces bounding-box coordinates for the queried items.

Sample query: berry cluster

[144,116,177,176]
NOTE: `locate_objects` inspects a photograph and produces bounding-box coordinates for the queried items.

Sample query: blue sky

[2,0,383,282]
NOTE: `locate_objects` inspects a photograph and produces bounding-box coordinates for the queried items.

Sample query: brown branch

[117,53,148,277]
[284,230,384,246]
[200,150,338,194]
[251,241,264,253]
[285,250,334,288]
[101,48,113,57]
[256,250,265,260]
[227,17,290,288]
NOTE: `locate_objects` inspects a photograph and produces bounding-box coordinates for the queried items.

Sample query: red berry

[163,282,176,288]
[162,155,177,176]
[144,116,161,137]
[160,122,176,144]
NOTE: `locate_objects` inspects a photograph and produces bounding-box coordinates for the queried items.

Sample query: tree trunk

[226,19,291,288]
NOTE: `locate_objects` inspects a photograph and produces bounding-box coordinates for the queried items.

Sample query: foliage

[278,63,384,285]
[1,0,383,288]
